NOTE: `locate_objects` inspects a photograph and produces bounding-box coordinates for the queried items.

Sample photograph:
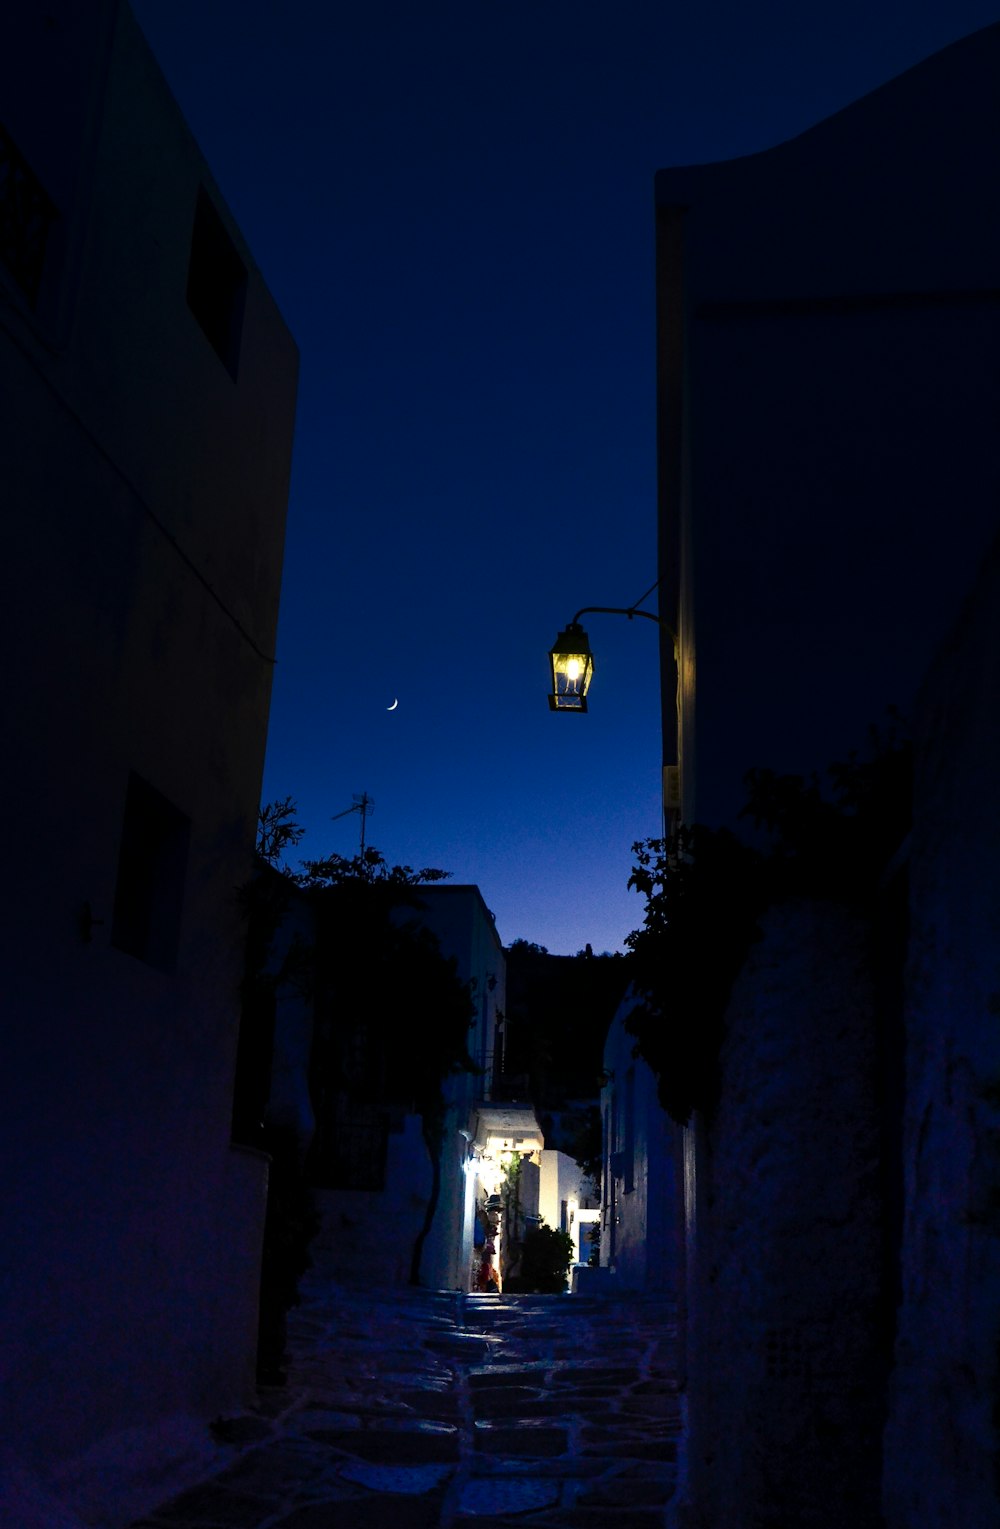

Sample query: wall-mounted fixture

[547,585,667,714]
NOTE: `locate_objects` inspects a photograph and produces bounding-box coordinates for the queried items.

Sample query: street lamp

[547,603,664,713]
[548,621,595,712]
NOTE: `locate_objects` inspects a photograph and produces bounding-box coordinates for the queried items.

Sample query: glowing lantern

[548,622,594,712]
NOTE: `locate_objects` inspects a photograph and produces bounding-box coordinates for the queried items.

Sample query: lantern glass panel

[548,625,594,711]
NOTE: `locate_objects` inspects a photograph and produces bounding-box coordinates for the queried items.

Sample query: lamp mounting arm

[571,605,663,628]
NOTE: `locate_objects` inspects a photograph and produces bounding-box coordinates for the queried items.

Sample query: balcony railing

[0,121,57,308]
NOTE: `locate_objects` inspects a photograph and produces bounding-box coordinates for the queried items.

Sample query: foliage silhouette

[503,941,628,1113]
[624,717,912,1124]
[243,801,478,1309]
[505,1223,576,1293]
[256,795,305,866]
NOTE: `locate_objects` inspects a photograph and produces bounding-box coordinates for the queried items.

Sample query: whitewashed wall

[882,533,1000,1528]
[0,3,297,1520]
[601,996,680,1292]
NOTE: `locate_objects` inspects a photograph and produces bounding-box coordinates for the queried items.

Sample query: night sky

[131,0,998,954]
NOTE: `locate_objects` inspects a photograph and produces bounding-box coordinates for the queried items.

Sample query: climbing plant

[625,824,762,1125]
[624,715,912,1125]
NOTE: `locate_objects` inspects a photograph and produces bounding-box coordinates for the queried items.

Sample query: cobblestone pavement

[130,1266,679,1529]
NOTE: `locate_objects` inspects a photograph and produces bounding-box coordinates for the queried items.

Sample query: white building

[472,1102,545,1289]
[656,23,1000,830]
[412,884,507,1289]
[653,22,1000,1529]
[0,3,297,1521]
[305,883,507,1292]
[539,1149,599,1270]
[599,995,678,1292]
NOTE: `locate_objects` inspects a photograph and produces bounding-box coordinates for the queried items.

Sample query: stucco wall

[410,886,506,1287]
[539,1150,583,1227]
[414,884,505,1100]
[685,903,886,1529]
[881,533,1000,1528]
[677,542,1000,1529]
[539,1150,599,1267]
[657,23,1000,830]
[312,1115,433,1287]
[601,996,680,1292]
[656,29,1000,1529]
[0,2,297,1516]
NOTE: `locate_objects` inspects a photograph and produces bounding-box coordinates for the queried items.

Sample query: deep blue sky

[132,0,998,953]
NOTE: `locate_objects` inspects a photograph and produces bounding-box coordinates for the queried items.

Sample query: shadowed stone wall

[679,537,1000,1529]
[692,902,886,1529]
[882,532,1000,1528]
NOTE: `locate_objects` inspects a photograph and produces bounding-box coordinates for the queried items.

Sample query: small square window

[186,187,246,379]
[111,773,190,971]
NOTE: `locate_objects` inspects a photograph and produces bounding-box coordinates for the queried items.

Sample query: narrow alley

[129,1254,679,1529]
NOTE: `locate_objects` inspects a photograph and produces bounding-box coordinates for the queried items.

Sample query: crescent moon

[387,698,398,711]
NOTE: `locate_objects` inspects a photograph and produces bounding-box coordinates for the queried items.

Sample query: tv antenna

[331,791,374,855]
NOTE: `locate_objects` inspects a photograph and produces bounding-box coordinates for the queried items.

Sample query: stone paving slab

[129,1268,679,1529]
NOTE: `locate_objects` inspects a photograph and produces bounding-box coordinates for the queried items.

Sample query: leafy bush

[508,1223,575,1293]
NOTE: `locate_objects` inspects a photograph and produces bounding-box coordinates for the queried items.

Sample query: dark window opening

[307,1102,389,1191]
[0,121,58,308]
[186,187,246,379]
[111,772,190,971]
